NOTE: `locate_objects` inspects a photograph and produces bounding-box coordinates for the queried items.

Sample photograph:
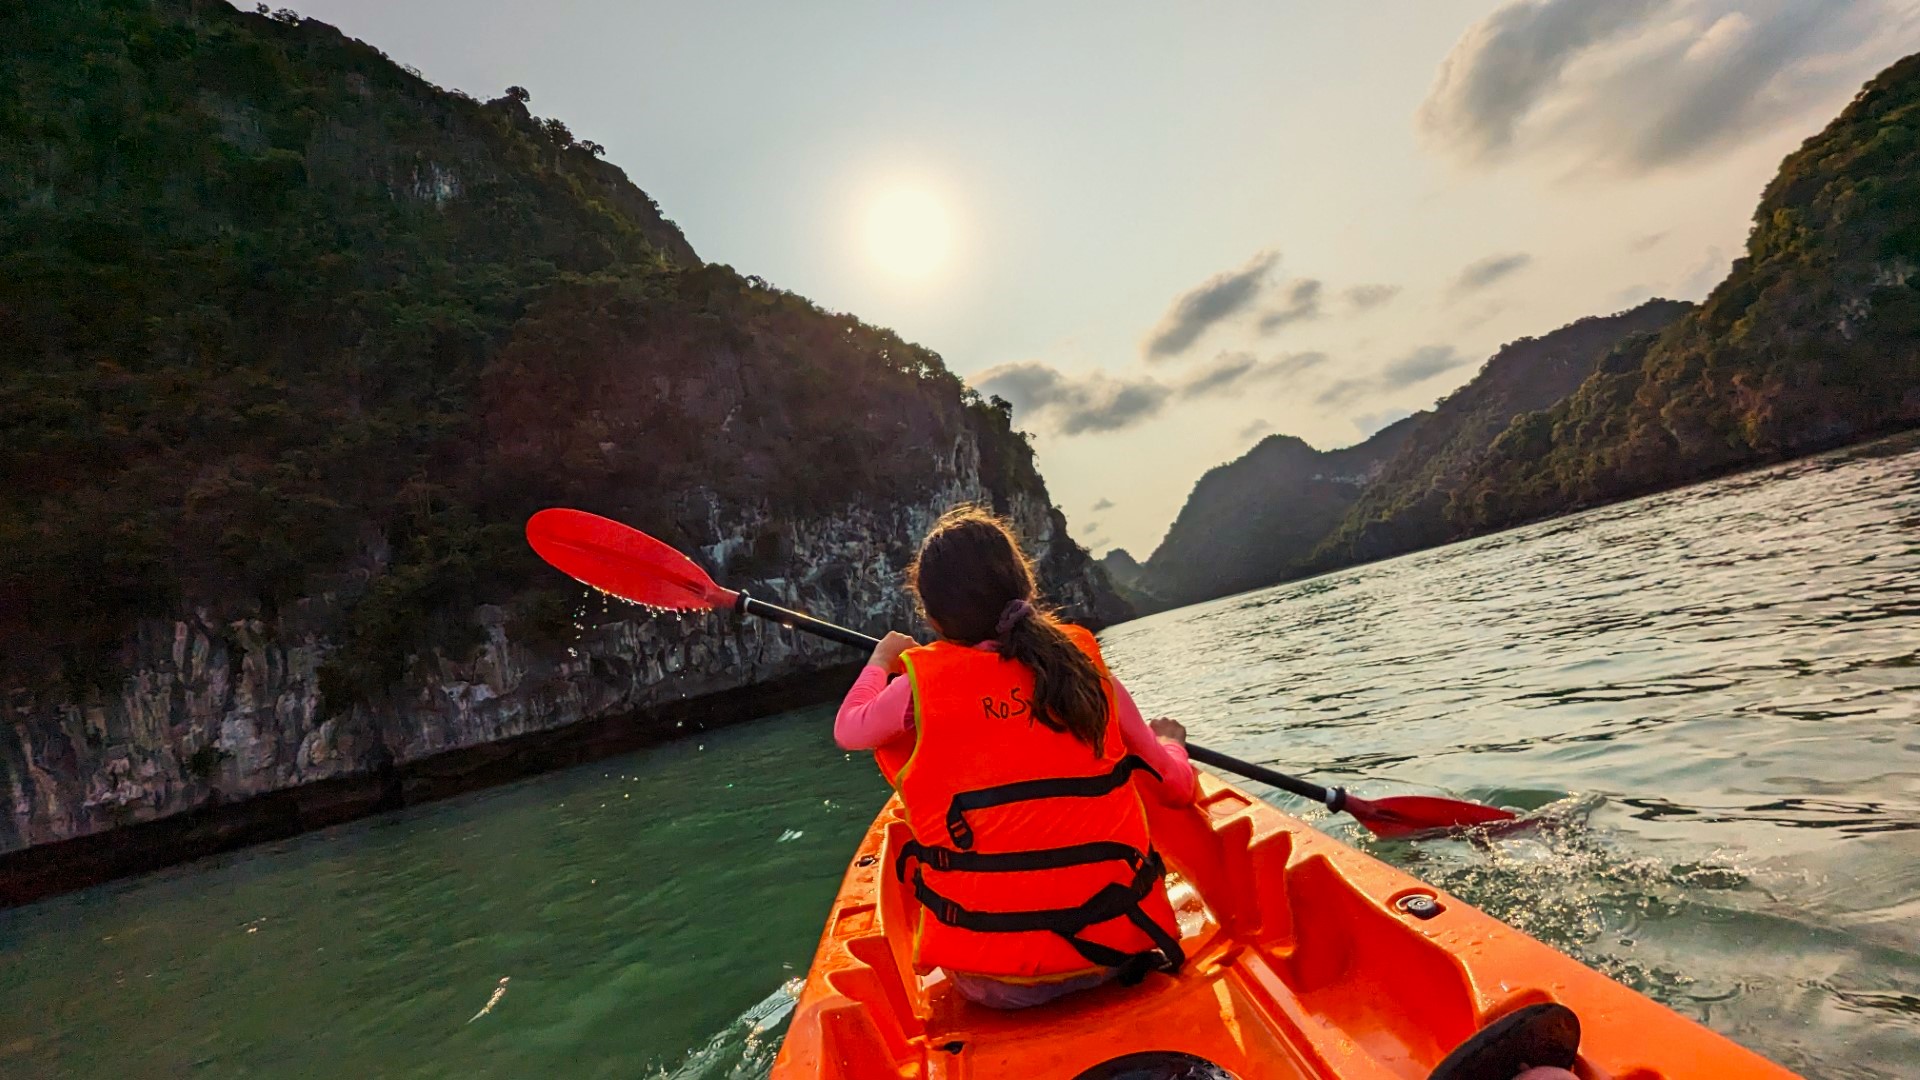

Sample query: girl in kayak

[835,506,1198,1009]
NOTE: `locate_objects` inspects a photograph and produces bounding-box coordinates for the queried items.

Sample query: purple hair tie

[995,598,1034,637]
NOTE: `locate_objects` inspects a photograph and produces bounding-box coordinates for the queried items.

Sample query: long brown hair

[907,506,1109,753]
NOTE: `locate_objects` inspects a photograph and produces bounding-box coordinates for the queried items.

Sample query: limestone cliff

[2,432,1115,861]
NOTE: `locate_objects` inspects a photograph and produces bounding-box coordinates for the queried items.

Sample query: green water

[0,721,885,1077]
[3,437,1919,1077]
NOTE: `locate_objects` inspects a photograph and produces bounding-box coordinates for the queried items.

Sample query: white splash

[466,976,509,1024]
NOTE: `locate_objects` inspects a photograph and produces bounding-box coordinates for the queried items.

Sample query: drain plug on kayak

[1395,892,1443,920]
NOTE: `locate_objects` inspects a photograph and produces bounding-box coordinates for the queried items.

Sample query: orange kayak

[772,774,1797,1079]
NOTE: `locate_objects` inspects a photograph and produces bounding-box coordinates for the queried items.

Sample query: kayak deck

[772,776,1796,1079]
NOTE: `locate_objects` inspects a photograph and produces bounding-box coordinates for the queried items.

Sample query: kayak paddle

[1180,745,1517,836]
[525,508,1520,838]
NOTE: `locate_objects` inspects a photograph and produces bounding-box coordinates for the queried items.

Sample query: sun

[862,185,954,283]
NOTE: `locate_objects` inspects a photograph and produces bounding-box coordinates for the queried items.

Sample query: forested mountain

[1309,300,1692,570]
[0,1,1120,862]
[1448,55,1920,531]
[0,0,1114,687]
[1119,52,1920,611]
[1112,302,1673,611]
[1108,418,1419,609]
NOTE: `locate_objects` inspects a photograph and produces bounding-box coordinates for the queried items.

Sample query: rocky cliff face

[1,429,1116,858]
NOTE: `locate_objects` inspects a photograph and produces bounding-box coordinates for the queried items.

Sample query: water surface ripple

[2,437,1916,1077]
[1100,435,1920,1078]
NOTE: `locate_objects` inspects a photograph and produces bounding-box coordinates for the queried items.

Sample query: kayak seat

[1427,1003,1581,1080]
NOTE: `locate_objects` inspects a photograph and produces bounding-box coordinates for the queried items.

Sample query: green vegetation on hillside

[1312,300,1691,569]
[1450,56,1920,531]
[1124,301,1677,609]
[0,1,1051,695]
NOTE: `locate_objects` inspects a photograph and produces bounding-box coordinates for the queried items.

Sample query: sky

[283,0,1920,557]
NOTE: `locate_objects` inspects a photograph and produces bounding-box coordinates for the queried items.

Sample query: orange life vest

[876,624,1184,982]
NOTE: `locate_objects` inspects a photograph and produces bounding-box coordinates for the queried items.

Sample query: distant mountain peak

[1128,299,1693,611]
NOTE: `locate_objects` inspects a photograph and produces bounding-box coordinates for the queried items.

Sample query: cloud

[1354,408,1417,437]
[1257,278,1325,333]
[975,343,1336,432]
[1457,302,1508,333]
[1629,231,1669,252]
[1238,418,1275,441]
[1610,283,1656,309]
[1142,250,1279,360]
[1679,246,1731,299]
[1091,497,1114,511]
[1316,344,1472,407]
[1315,378,1372,408]
[972,361,1172,435]
[1268,351,1332,378]
[1419,0,1668,161]
[1453,252,1534,294]
[1180,353,1260,398]
[1346,284,1402,312]
[1179,350,1330,400]
[1084,521,1102,533]
[1381,345,1470,387]
[973,348,1337,436]
[1419,0,1920,172]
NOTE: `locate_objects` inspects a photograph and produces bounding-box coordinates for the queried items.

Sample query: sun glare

[862,185,953,283]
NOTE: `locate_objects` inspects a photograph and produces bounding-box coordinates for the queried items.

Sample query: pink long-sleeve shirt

[834,643,1196,805]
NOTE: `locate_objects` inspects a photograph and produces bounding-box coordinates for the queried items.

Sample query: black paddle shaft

[1184,744,1346,810]
[735,592,886,651]
[730,592,1346,810]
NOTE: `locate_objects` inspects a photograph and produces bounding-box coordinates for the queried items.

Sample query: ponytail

[999,607,1110,755]
[908,505,1111,754]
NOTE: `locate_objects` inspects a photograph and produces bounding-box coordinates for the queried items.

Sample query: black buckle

[947,811,975,850]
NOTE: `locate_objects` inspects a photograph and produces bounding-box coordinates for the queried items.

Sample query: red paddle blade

[1344,794,1522,839]
[525,508,737,611]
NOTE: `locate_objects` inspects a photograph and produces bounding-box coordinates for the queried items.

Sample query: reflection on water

[1,436,1917,1077]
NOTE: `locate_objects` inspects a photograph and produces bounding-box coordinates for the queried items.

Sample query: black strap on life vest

[944,754,1160,850]
[893,838,1150,881]
[906,846,1186,984]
